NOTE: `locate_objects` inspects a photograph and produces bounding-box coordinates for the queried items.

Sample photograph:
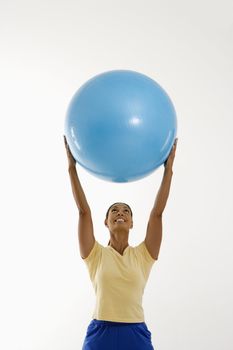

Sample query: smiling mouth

[115,218,125,223]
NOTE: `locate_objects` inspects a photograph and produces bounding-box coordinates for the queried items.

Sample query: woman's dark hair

[105,202,133,245]
[105,202,133,219]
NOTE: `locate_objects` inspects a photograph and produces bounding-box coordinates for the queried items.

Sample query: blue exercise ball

[64,70,177,182]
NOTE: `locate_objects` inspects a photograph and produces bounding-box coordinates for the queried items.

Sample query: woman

[64,135,178,350]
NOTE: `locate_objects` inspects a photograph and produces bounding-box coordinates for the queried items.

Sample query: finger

[172,139,178,150]
[63,135,67,146]
[64,136,71,151]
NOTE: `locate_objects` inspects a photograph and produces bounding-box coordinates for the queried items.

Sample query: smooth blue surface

[64,70,177,182]
[82,318,154,350]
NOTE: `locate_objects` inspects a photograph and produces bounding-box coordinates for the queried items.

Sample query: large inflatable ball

[64,70,177,182]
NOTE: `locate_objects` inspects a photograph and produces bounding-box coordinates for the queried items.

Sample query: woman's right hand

[64,135,76,168]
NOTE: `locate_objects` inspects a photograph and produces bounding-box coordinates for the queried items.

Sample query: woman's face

[105,203,133,230]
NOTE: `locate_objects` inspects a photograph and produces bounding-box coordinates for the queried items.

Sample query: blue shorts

[82,318,154,350]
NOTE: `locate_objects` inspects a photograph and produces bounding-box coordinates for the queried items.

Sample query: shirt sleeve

[82,240,103,281]
[134,241,156,279]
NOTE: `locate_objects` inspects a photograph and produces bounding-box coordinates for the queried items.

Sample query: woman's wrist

[68,163,76,171]
[164,166,173,175]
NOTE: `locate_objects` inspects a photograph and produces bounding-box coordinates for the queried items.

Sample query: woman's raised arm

[144,138,178,260]
[64,135,95,259]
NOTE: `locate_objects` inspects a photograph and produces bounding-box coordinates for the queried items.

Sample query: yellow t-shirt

[82,240,156,323]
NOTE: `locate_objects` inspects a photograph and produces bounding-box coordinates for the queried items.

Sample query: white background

[1,0,233,349]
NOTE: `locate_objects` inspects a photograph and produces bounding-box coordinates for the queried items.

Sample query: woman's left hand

[164,138,178,170]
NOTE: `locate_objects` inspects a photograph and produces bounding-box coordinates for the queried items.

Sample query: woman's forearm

[68,165,90,213]
[152,168,173,216]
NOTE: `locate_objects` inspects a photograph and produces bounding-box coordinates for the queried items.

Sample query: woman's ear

[104,219,108,227]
